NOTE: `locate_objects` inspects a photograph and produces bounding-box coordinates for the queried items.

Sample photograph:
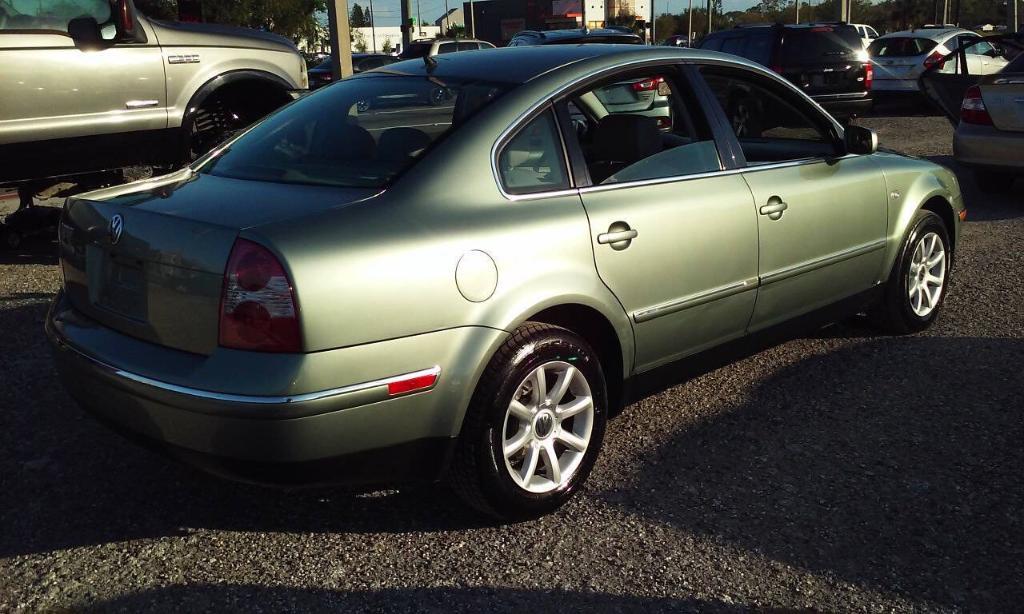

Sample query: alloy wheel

[501,361,594,494]
[907,231,946,317]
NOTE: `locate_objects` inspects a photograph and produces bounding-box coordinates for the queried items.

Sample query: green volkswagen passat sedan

[48,45,965,519]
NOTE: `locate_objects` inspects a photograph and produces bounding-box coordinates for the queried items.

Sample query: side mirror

[844,125,877,155]
[67,16,105,51]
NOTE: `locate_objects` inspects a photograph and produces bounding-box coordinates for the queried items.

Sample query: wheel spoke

[924,272,943,286]
[547,365,576,406]
[908,276,920,297]
[556,429,588,452]
[509,399,533,422]
[519,443,540,484]
[556,396,592,420]
[541,441,561,484]
[503,428,531,458]
[921,285,934,309]
[927,251,944,268]
[530,367,547,406]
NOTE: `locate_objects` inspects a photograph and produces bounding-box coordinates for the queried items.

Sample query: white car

[851,23,881,48]
[867,27,1008,93]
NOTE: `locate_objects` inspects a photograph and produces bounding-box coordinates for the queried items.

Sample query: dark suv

[698,23,872,118]
[508,28,642,46]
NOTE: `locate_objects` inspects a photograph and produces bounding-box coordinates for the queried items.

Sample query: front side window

[0,0,113,33]
[563,69,721,185]
[700,67,838,164]
[498,109,570,194]
[199,75,513,189]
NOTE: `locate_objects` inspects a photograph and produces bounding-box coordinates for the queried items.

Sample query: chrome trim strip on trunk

[760,239,887,286]
[633,277,759,323]
[55,336,440,405]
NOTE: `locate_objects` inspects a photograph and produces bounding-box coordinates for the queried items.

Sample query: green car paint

[47,45,964,485]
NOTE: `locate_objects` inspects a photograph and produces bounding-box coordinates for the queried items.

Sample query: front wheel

[870,210,951,334]
[449,323,607,520]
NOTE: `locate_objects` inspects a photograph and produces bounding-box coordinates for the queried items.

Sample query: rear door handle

[759,198,788,220]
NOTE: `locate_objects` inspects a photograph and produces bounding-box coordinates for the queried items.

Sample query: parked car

[661,34,689,47]
[49,45,964,520]
[507,28,642,46]
[920,34,1024,193]
[0,0,308,191]
[307,53,401,89]
[868,27,1008,95]
[398,37,495,59]
[698,23,873,119]
[507,28,667,125]
[851,23,881,48]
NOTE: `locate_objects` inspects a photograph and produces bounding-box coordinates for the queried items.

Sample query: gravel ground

[1,113,1021,613]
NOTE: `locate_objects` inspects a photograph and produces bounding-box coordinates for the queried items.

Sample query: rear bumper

[954,122,1024,173]
[815,94,873,117]
[47,291,506,486]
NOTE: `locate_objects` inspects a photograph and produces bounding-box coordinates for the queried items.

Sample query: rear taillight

[219,239,302,353]
[632,76,664,92]
[864,62,873,90]
[923,51,946,70]
[960,85,993,125]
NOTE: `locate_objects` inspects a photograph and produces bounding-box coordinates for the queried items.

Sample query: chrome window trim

[56,338,441,405]
[633,277,759,323]
[760,239,887,285]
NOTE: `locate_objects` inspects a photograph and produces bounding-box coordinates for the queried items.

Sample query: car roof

[512,28,642,43]
[356,44,760,84]
[876,27,974,41]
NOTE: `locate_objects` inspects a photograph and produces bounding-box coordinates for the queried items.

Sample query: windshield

[782,28,863,63]
[198,75,513,189]
[399,42,433,59]
[868,37,938,57]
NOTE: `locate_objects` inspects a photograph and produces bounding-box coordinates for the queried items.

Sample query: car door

[0,0,166,150]
[697,65,888,332]
[563,66,759,373]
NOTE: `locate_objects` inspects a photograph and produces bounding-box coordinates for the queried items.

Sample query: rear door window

[458,42,478,51]
[498,109,570,194]
[868,37,938,57]
[438,42,457,54]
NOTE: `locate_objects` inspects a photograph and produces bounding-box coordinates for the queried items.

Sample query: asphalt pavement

[1,112,1021,613]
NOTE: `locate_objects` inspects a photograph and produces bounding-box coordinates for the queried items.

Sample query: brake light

[960,85,993,125]
[219,239,302,353]
[632,76,665,92]
[864,62,873,90]
[923,51,946,70]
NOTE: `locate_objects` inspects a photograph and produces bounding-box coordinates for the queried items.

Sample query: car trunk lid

[59,172,379,355]
[981,78,1024,132]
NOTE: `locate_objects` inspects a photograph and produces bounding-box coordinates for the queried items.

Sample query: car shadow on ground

[78,585,746,613]
[925,155,1022,222]
[0,238,57,265]
[598,335,1024,611]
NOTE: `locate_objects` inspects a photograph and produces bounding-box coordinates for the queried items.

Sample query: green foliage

[134,0,178,20]
[198,0,327,43]
[352,28,367,51]
[381,35,394,53]
[445,24,467,38]
[350,3,369,27]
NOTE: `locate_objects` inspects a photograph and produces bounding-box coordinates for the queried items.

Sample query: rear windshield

[399,42,433,59]
[868,37,938,57]
[198,75,513,189]
[782,28,863,63]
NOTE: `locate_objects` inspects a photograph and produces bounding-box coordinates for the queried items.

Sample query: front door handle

[759,197,788,220]
[597,222,638,250]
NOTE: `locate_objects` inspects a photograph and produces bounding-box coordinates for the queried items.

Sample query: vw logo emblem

[109,214,124,245]
[534,412,554,439]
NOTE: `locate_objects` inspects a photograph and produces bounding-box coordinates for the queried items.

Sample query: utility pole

[368,0,376,52]
[327,0,353,80]
[401,0,412,49]
[834,0,849,22]
[444,0,450,35]
[795,0,800,23]
[416,0,422,36]
[469,0,476,38]
[1013,0,1019,32]
[687,0,693,45]
[706,0,712,34]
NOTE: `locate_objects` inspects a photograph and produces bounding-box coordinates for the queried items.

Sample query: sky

[352,0,781,27]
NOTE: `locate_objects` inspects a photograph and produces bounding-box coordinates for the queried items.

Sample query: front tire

[870,210,951,334]
[449,323,607,520]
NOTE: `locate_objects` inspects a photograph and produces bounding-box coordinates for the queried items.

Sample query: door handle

[759,197,788,220]
[597,222,638,250]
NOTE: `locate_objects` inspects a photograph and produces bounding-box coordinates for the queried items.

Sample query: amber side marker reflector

[387,369,439,396]
[959,209,967,222]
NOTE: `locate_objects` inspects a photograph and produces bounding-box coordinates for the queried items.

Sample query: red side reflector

[959,209,967,222]
[387,370,439,396]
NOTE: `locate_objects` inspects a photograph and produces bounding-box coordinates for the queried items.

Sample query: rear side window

[782,28,862,63]
[868,37,938,57]
[458,42,478,51]
[498,109,570,194]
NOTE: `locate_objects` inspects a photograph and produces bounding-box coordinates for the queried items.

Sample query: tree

[134,0,177,20]
[381,36,394,53]
[445,24,467,38]
[350,3,369,27]
[198,0,327,44]
[352,29,368,52]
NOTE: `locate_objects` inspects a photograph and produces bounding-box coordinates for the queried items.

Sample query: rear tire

[448,323,607,520]
[974,169,1016,194]
[870,210,951,334]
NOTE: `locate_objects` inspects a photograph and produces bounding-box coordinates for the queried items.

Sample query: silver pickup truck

[0,0,308,190]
